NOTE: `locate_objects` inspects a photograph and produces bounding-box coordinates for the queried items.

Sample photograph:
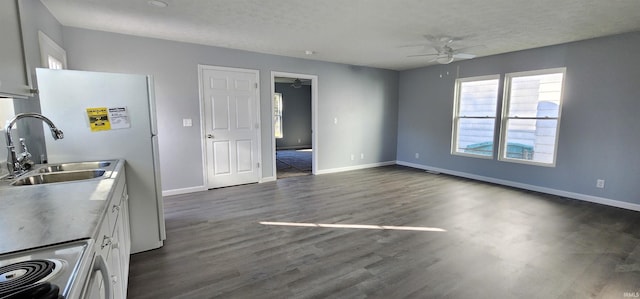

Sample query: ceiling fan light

[436,55,454,64]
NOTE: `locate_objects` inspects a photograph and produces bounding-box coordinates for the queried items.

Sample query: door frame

[198,64,262,188]
[271,71,318,178]
[38,31,67,69]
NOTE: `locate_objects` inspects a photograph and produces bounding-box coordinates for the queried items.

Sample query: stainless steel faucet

[5,113,64,178]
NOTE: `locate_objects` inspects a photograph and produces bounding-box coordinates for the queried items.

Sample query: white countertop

[0,159,125,254]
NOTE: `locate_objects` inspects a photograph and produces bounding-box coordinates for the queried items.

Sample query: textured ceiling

[40,0,640,70]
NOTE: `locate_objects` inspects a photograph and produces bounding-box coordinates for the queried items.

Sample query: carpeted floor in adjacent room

[276,149,312,178]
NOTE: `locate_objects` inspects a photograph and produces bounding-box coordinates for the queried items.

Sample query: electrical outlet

[182,118,192,127]
[596,179,605,189]
[350,154,355,161]
[297,138,301,144]
[360,153,364,159]
[415,153,420,159]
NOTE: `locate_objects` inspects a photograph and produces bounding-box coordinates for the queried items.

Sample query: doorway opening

[271,72,318,179]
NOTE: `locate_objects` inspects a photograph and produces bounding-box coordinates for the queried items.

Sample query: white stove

[0,240,90,298]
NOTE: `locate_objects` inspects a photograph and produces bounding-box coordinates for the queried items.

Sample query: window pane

[459,79,499,117]
[508,73,563,118]
[273,93,283,138]
[453,76,499,157]
[455,118,495,156]
[504,119,558,164]
[48,55,63,70]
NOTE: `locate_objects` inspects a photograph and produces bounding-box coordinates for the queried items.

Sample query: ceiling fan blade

[425,56,438,62]
[398,43,429,48]
[407,53,439,58]
[453,53,476,59]
[454,45,484,53]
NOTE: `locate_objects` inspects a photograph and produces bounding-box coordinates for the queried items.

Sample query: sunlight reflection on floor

[259,221,446,232]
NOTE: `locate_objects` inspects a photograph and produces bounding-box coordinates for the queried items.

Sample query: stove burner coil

[0,260,58,297]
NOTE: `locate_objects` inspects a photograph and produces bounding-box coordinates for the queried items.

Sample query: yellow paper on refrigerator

[86,107,111,132]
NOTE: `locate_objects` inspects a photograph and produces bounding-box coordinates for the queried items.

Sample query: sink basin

[7,160,118,186]
[38,161,112,173]
[12,170,107,186]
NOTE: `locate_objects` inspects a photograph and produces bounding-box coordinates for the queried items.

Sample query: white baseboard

[396,160,640,212]
[261,176,276,183]
[316,161,396,175]
[162,185,207,197]
[163,177,276,196]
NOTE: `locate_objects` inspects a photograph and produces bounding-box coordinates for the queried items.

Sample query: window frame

[451,74,501,159]
[498,67,566,167]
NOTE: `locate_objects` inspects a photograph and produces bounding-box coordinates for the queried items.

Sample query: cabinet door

[107,183,131,299]
[119,186,131,292]
[86,265,106,299]
[0,0,30,98]
[109,226,124,299]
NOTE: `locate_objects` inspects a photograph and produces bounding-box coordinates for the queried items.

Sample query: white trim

[396,160,640,212]
[197,65,262,189]
[162,186,207,197]
[38,31,67,69]
[260,176,277,183]
[271,71,319,179]
[197,65,208,188]
[316,161,396,175]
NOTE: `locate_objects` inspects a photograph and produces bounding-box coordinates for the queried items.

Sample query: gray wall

[397,32,640,206]
[11,0,65,164]
[62,27,399,191]
[275,83,311,149]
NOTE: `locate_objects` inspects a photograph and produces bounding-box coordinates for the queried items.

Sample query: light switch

[183,118,192,127]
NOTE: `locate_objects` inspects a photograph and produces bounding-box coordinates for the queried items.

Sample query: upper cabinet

[0,0,31,98]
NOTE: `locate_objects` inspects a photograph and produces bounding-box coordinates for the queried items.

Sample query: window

[273,92,283,138]
[47,55,63,69]
[499,68,565,166]
[451,75,500,157]
[38,31,67,69]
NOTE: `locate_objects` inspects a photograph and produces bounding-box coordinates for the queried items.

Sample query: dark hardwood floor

[127,166,640,298]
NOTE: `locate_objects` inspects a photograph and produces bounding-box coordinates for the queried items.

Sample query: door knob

[206,134,214,139]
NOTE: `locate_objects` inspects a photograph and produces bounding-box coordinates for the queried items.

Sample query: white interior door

[200,66,260,189]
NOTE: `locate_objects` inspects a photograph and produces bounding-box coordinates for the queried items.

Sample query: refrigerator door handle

[146,76,159,136]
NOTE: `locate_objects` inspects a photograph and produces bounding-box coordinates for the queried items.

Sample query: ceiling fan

[291,78,312,88]
[404,35,479,64]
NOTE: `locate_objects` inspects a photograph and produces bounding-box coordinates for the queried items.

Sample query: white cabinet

[106,177,131,299]
[83,170,131,299]
[0,0,31,98]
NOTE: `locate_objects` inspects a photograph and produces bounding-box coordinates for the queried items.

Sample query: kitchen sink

[12,170,107,186]
[38,161,112,173]
[7,160,118,186]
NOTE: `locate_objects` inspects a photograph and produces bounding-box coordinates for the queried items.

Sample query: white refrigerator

[36,68,166,254]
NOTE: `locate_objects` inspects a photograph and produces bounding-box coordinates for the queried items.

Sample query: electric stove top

[0,240,89,299]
